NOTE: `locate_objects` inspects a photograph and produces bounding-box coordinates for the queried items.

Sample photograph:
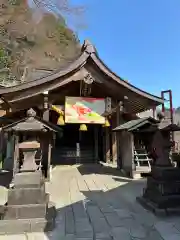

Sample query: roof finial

[82,40,97,54]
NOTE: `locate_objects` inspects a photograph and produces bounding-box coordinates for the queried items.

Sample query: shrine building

[0,40,165,178]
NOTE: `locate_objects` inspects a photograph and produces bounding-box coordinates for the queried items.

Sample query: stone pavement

[1,164,180,239]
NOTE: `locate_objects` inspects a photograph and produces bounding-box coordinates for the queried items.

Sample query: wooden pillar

[4,132,14,171]
[47,135,52,181]
[105,127,111,163]
[116,106,122,169]
[13,135,19,177]
[42,135,49,179]
[94,126,99,162]
[111,102,121,166]
[111,114,117,164]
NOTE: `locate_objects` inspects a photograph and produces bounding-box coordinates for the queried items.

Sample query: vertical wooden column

[0,130,3,165]
[4,132,14,171]
[116,105,121,168]
[42,91,50,179]
[111,114,117,164]
[47,134,52,181]
[13,135,19,177]
[105,97,111,163]
[41,134,49,179]
[94,126,99,162]
[105,127,111,163]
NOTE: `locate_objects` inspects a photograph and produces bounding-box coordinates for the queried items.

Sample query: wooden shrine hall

[0,40,165,178]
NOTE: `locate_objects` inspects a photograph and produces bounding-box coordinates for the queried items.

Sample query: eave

[0,40,164,113]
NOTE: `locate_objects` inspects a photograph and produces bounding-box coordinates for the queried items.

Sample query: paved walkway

[1,164,180,239]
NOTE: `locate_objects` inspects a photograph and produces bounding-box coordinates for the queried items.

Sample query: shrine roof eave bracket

[0,40,164,107]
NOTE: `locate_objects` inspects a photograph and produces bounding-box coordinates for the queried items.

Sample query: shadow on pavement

[44,165,167,240]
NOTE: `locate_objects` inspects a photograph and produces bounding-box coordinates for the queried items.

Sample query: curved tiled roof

[0,40,163,106]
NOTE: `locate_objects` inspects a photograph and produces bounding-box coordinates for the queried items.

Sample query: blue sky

[68,0,180,107]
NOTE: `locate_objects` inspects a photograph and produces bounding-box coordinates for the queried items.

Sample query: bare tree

[33,0,84,15]
[0,0,85,85]
[32,0,86,29]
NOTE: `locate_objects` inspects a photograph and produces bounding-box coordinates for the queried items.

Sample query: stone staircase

[52,146,96,165]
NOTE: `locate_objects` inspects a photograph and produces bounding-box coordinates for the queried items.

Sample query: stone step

[8,186,47,205]
[0,203,56,234]
[14,172,44,189]
[4,203,47,220]
[0,217,54,235]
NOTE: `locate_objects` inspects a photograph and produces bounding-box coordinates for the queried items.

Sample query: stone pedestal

[137,166,180,214]
[0,171,56,235]
[19,141,40,172]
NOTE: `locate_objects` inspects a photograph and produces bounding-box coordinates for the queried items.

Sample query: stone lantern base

[0,171,56,235]
[137,166,180,215]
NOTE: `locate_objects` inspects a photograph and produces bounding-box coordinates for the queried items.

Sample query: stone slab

[111,227,131,240]
[26,232,49,240]
[30,218,54,232]
[14,172,43,188]
[65,206,75,235]
[91,217,110,233]
[137,196,180,216]
[0,219,31,235]
[0,234,26,240]
[0,217,54,235]
[104,212,122,227]
[4,203,47,220]
[8,186,46,205]
[0,203,55,235]
[155,221,180,239]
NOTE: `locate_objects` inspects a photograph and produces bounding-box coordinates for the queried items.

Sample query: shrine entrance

[51,123,102,165]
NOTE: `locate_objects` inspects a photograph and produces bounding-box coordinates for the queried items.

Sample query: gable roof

[0,40,164,113]
[2,115,62,132]
[113,117,159,132]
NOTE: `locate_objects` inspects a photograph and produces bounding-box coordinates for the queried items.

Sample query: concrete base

[137,167,180,214]
[14,172,43,188]
[0,171,56,235]
[137,196,180,216]
[0,203,56,235]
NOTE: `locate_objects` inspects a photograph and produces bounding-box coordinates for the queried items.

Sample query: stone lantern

[0,108,60,234]
[137,114,180,214]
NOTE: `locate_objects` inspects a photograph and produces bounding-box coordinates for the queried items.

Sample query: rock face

[0,171,55,235]
[0,0,81,85]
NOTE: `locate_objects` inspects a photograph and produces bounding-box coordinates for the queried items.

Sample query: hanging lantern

[79,124,88,131]
[102,119,110,127]
[57,115,65,126]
